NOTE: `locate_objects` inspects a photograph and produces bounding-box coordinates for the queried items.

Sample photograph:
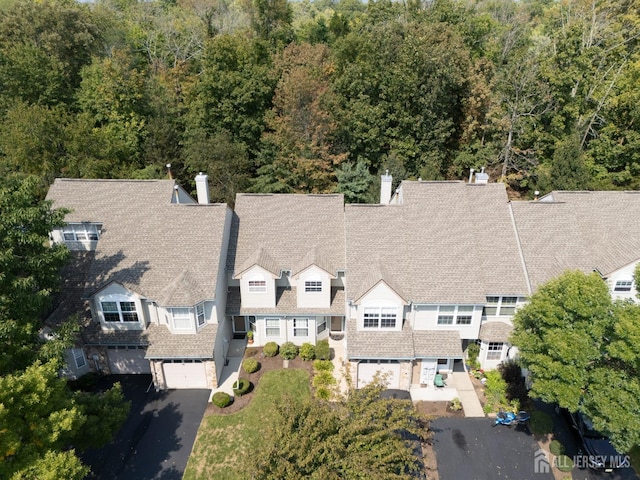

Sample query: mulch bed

[205,346,315,416]
[415,401,465,419]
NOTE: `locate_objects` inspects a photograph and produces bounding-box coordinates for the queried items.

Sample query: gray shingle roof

[511,191,640,290]
[46,179,230,307]
[346,321,463,359]
[145,324,217,359]
[345,181,529,304]
[228,194,346,277]
[478,321,513,342]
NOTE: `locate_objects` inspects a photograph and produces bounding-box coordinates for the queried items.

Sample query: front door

[233,316,246,333]
[330,316,343,332]
[420,359,437,385]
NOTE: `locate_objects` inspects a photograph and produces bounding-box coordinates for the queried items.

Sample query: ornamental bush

[263,342,279,357]
[280,341,298,360]
[212,392,232,408]
[312,370,336,388]
[315,386,331,400]
[299,343,315,361]
[549,439,565,456]
[233,378,252,396]
[315,339,330,360]
[313,360,334,372]
[242,358,260,374]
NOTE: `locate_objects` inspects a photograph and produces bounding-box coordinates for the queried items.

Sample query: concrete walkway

[329,335,350,396]
[452,371,485,417]
[210,339,246,399]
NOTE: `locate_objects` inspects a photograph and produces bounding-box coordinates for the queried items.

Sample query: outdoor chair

[434,373,446,388]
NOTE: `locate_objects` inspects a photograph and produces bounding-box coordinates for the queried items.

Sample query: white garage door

[163,360,208,389]
[107,346,151,374]
[357,360,400,389]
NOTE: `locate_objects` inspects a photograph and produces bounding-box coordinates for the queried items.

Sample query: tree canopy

[0,0,639,201]
[249,379,426,479]
[511,270,640,452]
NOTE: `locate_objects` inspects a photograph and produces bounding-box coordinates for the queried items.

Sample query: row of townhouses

[44,172,640,392]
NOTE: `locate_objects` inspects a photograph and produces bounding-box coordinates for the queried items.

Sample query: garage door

[107,346,151,374]
[357,360,400,389]
[163,360,208,389]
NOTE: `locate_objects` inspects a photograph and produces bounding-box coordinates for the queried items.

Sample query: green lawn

[183,369,311,480]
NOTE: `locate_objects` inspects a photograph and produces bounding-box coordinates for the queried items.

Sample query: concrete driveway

[431,417,554,480]
[81,375,210,480]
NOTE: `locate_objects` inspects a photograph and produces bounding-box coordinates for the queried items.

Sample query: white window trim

[486,342,504,361]
[171,308,193,331]
[196,303,206,327]
[484,296,518,316]
[613,279,633,292]
[304,280,322,293]
[265,318,280,337]
[294,318,309,337]
[62,223,101,241]
[73,348,86,368]
[101,300,140,323]
[248,279,267,293]
[363,306,397,330]
[317,317,327,335]
[437,305,474,325]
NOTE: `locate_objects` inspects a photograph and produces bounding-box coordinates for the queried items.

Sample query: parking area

[81,375,210,480]
[432,417,553,480]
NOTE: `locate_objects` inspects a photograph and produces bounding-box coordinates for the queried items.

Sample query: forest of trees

[0,0,639,204]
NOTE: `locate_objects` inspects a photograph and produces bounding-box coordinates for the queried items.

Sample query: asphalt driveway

[81,375,210,480]
[431,417,554,480]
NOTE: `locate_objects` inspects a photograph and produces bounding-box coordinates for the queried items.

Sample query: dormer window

[363,307,397,329]
[614,280,633,292]
[196,303,206,327]
[101,301,139,322]
[305,280,322,292]
[248,276,267,293]
[171,308,192,331]
[63,223,101,241]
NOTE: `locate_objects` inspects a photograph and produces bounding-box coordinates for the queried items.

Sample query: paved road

[81,375,210,480]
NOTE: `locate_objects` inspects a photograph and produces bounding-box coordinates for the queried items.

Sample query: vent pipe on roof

[380,170,393,205]
[195,172,210,204]
[468,168,475,183]
[174,185,180,204]
[166,163,173,180]
[534,190,540,201]
[475,167,489,184]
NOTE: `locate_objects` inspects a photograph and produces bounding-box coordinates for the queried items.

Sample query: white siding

[356,282,405,331]
[608,261,638,301]
[412,304,482,340]
[239,266,276,309]
[93,283,145,331]
[296,267,332,309]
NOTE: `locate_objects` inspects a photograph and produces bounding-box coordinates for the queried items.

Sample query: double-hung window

[483,296,518,316]
[614,280,633,292]
[294,318,309,337]
[456,305,473,325]
[172,308,192,331]
[317,317,327,334]
[363,307,397,329]
[487,342,504,360]
[73,348,86,368]
[437,305,455,325]
[101,301,139,323]
[63,223,101,241]
[196,303,206,327]
[266,318,280,337]
[438,305,474,325]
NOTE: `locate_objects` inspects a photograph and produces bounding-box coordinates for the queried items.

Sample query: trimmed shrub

[313,359,334,372]
[529,410,553,435]
[315,339,330,360]
[449,397,462,411]
[549,439,565,456]
[299,343,315,361]
[466,342,480,370]
[313,370,336,388]
[242,357,260,374]
[555,455,574,472]
[315,386,331,400]
[245,347,259,358]
[280,341,298,360]
[263,342,279,357]
[232,378,252,396]
[212,392,232,408]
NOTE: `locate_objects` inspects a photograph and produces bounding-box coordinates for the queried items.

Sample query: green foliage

[212,392,232,408]
[243,357,260,374]
[263,342,279,357]
[233,378,252,397]
[466,342,480,369]
[312,370,336,388]
[313,359,334,372]
[549,439,565,456]
[315,339,330,360]
[511,269,640,451]
[299,342,315,361]
[483,370,508,412]
[450,397,462,411]
[0,176,70,373]
[314,386,331,400]
[250,378,425,479]
[529,410,553,435]
[0,361,128,479]
[555,455,574,473]
[279,341,298,360]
